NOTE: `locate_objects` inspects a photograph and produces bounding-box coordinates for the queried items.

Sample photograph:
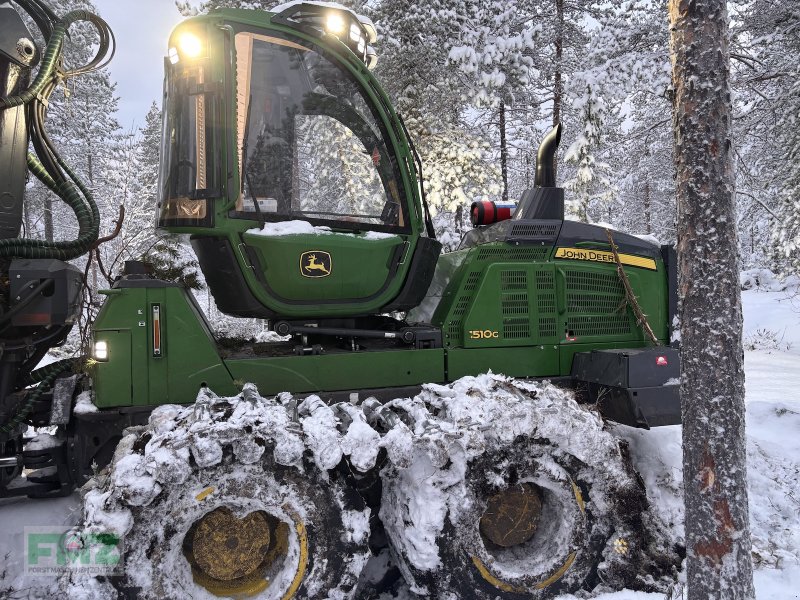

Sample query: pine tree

[729,0,800,274]
[669,1,755,598]
[446,0,538,202]
[372,0,502,228]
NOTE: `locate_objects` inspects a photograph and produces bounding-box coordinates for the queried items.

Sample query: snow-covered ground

[1,284,798,599]
[582,284,800,600]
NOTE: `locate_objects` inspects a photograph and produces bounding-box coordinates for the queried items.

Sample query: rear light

[656,356,668,366]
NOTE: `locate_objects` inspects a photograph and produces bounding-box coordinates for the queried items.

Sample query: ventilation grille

[501,270,530,340]
[446,271,481,344]
[510,223,560,238]
[504,318,530,339]
[565,270,623,294]
[501,270,527,291]
[539,317,558,337]
[476,247,550,262]
[567,315,632,336]
[463,271,481,292]
[567,295,624,313]
[535,270,557,338]
[502,294,529,315]
[564,269,632,337]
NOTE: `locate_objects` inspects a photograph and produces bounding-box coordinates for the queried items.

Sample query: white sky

[94,0,183,132]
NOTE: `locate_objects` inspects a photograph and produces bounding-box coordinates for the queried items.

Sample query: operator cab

[156,4,440,320]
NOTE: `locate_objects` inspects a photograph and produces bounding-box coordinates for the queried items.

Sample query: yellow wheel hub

[184,506,300,598]
[193,507,272,580]
[479,482,543,548]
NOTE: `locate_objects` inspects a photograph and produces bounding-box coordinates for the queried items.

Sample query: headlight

[325,13,346,35]
[94,340,109,362]
[178,32,203,58]
[168,31,204,64]
[276,4,379,70]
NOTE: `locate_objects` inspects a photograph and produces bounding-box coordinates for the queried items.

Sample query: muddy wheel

[432,438,601,598]
[66,390,373,600]
[379,376,681,598]
[111,453,369,599]
[382,438,594,598]
[386,435,678,599]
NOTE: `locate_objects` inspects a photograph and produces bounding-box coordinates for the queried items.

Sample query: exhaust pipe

[534,123,562,188]
[510,124,565,221]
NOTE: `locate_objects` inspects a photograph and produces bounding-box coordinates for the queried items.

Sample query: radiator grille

[501,270,527,291]
[504,318,530,339]
[567,295,625,313]
[535,270,558,338]
[538,317,558,338]
[567,315,632,336]
[500,270,530,340]
[565,270,623,294]
[476,247,550,262]
[564,269,633,337]
[502,294,529,315]
[510,223,560,238]
[446,272,481,345]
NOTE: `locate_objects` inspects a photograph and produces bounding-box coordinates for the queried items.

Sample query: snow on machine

[1,1,682,597]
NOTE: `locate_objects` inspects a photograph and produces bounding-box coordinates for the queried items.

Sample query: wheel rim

[184,505,306,598]
[471,473,586,594]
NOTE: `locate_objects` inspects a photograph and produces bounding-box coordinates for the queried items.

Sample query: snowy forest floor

[1,285,799,599]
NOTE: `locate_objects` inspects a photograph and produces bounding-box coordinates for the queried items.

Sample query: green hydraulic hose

[0,154,98,260]
[0,358,77,434]
[0,9,111,260]
[0,11,95,110]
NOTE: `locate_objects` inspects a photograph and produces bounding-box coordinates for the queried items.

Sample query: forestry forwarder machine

[0,1,683,598]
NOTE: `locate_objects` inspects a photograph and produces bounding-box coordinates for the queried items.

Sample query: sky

[93,0,183,132]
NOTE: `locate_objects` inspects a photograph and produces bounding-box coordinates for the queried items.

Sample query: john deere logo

[300,251,332,278]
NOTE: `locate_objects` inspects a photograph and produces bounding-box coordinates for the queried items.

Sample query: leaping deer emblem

[301,252,331,277]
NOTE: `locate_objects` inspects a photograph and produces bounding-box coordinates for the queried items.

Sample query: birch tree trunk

[668,2,755,599]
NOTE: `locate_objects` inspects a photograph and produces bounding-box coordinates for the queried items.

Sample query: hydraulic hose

[0,357,76,434]
[0,3,115,260]
[0,9,112,110]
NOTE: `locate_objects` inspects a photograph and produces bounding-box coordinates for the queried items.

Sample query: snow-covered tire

[435,438,596,598]
[64,387,372,599]
[378,375,681,598]
[113,457,369,599]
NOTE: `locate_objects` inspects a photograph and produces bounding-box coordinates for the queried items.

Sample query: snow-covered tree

[372,0,502,226]
[669,2,755,599]
[446,0,539,202]
[729,0,800,274]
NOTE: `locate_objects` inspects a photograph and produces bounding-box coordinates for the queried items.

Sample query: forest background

[25,0,800,336]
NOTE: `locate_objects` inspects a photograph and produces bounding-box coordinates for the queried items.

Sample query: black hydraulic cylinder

[0,2,38,240]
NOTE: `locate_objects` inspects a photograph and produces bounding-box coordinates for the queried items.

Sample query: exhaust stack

[534,123,562,188]
[513,124,565,221]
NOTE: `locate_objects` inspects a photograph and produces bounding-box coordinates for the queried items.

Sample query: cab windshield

[233,31,407,231]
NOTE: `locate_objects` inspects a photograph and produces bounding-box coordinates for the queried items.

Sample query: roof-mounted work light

[273,1,378,69]
[168,30,205,64]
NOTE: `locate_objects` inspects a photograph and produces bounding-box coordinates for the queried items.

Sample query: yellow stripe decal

[281,510,308,600]
[470,555,527,594]
[534,551,577,589]
[571,479,585,515]
[555,247,657,271]
[195,487,215,502]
